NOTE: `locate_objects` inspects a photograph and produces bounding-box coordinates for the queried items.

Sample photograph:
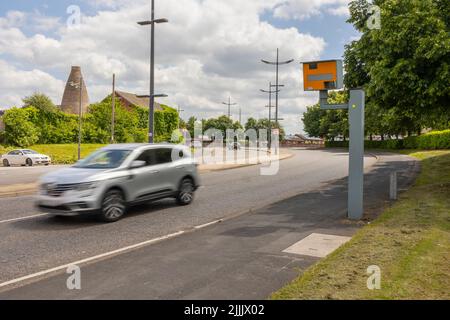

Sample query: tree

[245,117,258,131]
[2,107,40,147]
[23,93,57,113]
[345,0,450,131]
[244,117,285,141]
[186,116,197,138]
[302,105,326,138]
[302,91,349,140]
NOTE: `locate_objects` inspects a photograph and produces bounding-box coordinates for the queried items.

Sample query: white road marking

[194,219,222,229]
[0,213,48,224]
[0,230,185,289]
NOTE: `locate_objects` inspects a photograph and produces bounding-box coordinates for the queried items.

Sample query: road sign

[302,60,343,91]
[272,128,280,135]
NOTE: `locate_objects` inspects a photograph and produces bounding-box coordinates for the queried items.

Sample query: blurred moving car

[36,144,200,222]
[191,140,203,148]
[228,142,241,150]
[1,149,51,167]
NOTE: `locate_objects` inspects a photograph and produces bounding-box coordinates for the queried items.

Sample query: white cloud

[0,60,64,108]
[0,0,330,133]
[328,5,350,17]
[273,0,350,20]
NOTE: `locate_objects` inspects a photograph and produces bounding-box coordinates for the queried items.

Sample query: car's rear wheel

[2,159,10,167]
[26,158,33,166]
[177,178,195,206]
[99,189,126,222]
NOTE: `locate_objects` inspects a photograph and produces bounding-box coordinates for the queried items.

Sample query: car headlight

[73,182,99,192]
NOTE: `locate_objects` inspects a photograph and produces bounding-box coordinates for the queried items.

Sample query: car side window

[135,149,156,167]
[154,148,173,164]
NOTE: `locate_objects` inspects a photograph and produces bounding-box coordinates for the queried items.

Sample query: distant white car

[1,149,51,167]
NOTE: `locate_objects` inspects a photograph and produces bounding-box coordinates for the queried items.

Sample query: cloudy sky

[0,0,358,134]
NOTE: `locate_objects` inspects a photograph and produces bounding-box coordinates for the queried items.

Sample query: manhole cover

[283,233,351,258]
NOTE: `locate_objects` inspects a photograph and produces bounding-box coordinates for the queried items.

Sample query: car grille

[43,183,76,197]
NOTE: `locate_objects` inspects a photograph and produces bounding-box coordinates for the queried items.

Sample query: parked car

[1,149,51,167]
[35,144,200,222]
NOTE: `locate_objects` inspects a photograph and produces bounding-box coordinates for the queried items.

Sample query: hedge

[325,129,450,150]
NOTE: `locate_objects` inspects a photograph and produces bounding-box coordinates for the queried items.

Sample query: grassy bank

[0,144,106,164]
[271,150,450,300]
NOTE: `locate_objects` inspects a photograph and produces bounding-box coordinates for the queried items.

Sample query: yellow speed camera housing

[302,60,343,91]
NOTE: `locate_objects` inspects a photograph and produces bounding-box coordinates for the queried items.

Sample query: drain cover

[283,233,351,258]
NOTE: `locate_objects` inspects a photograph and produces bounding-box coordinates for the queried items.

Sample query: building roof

[115,91,163,111]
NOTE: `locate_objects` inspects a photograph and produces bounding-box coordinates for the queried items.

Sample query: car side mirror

[130,160,146,169]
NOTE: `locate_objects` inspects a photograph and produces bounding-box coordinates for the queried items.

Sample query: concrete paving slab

[283,233,351,258]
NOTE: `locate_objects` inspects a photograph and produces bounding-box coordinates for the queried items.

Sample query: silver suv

[35,144,200,222]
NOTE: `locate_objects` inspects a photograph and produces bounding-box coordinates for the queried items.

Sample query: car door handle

[176,166,184,169]
[150,170,159,174]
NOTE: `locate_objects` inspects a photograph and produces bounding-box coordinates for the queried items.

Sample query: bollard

[390,172,397,200]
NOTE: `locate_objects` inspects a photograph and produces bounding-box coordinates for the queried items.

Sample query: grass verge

[0,144,106,164]
[271,150,450,300]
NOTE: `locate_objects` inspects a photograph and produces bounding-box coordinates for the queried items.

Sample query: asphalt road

[0,148,377,292]
[0,165,68,186]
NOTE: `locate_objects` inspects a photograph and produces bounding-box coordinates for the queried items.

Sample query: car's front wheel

[2,159,10,167]
[177,178,195,206]
[26,158,33,166]
[99,189,126,222]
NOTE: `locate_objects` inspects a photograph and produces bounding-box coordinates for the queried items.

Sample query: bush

[1,95,180,147]
[2,107,40,147]
[325,130,450,150]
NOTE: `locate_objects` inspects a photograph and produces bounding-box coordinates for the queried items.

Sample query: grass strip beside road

[271,150,450,300]
[0,144,106,164]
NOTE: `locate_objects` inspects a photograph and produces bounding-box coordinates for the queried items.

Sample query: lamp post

[137,0,168,143]
[222,97,237,119]
[137,94,168,141]
[260,82,280,151]
[177,106,184,130]
[68,78,83,160]
[111,73,115,143]
[261,48,293,125]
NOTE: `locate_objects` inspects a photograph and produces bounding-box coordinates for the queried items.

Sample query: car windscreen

[22,150,38,154]
[73,149,131,169]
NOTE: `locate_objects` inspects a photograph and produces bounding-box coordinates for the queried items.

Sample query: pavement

[0,149,419,299]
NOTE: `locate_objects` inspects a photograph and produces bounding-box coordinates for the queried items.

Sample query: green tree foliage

[1,94,180,146]
[23,93,57,113]
[203,115,242,139]
[244,117,285,141]
[345,0,450,130]
[186,116,197,138]
[302,91,349,140]
[2,107,40,147]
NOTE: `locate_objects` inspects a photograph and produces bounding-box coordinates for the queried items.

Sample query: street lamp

[68,78,83,160]
[260,82,280,150]
[222,97,237,119]
[177,106,185,130]
[137,0,168,143]
[261,48,294,125]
